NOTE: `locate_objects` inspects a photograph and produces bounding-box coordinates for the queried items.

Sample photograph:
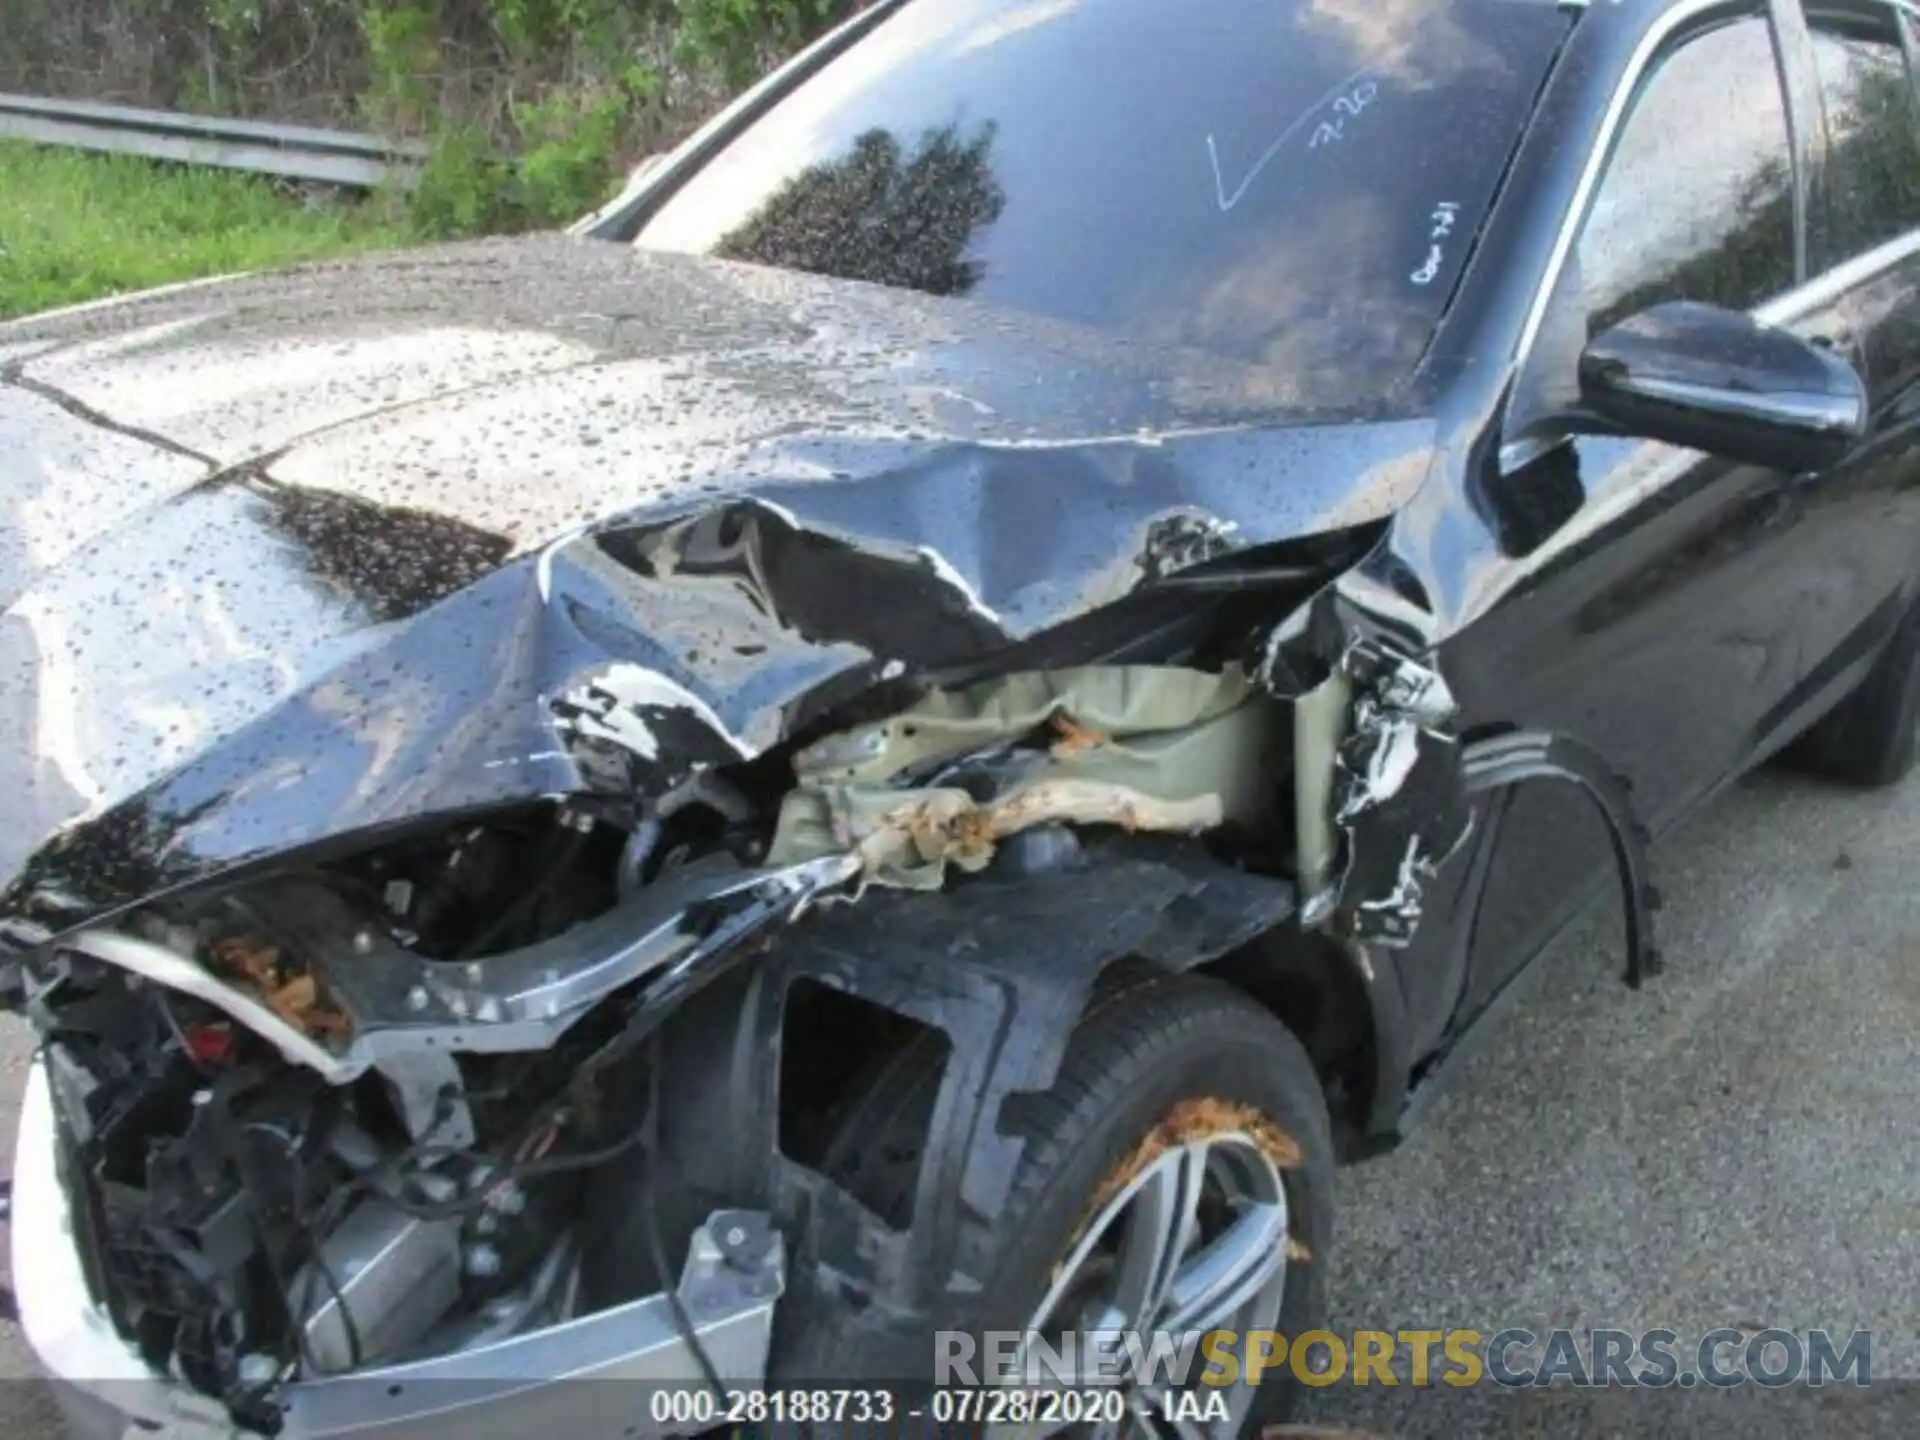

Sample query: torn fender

[1266,583,1659,984]
[1331,641,1473,945]
[1275,620,1472,945]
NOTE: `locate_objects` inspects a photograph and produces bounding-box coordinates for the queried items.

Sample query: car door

[1778,0,1920,688]
[1447,7,1831,1021]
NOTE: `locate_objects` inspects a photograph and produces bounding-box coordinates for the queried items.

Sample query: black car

[4,0,1917,1434]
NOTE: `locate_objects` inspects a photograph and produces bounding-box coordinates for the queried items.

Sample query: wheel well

[770,906,1386,1198]
[1191,931,1379,1157]
[776,977,951,1229]
[602,842,1344,1312]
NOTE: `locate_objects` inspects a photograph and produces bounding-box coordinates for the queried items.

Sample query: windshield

[632,0,1569,401]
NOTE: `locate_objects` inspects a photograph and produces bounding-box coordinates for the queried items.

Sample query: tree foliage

[0,0,857,232]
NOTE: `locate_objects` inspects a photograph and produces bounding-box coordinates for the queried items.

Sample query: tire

[1791,601,1920,787]
[797,972,1335,1436]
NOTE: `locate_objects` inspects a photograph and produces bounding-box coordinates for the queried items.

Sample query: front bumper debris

[10,1061,785,1440]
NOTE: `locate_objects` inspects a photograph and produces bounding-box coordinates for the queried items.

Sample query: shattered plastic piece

[1345,638,1456,726]
[1349,834,1430,939]
[183,1023,234,1066]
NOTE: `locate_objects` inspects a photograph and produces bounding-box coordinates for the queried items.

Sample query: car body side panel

[1442,436,1824,1013]
[1830,249,1920,619]
[1368,4,1801,1022]
[1347,0,1889,1071]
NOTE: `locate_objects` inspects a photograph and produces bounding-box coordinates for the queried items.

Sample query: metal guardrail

[0,92,425,188]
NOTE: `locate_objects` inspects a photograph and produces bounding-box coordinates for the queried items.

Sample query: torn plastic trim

[1460,729,1662,987]
[57,852,860,1084]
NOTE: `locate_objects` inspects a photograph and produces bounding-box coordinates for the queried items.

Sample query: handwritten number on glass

[1208,73,1379,212]
[1309,82,1378,149]
[1410,202,1460,286]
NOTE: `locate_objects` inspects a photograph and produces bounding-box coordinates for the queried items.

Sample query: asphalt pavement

[2,762,1917,1436]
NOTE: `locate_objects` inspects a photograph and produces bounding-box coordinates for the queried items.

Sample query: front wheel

[812,972,1336,1436]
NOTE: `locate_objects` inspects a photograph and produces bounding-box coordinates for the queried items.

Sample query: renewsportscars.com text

[935,1326,1873,1389]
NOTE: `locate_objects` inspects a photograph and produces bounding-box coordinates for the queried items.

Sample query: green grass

[0,141,414,320]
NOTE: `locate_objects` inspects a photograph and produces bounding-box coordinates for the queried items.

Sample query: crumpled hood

[0,234,1437,942]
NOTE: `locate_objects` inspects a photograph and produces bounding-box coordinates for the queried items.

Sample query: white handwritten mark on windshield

[1410,202,1460,286]
[1309,81,1379,149]
[1206,71,1379,213]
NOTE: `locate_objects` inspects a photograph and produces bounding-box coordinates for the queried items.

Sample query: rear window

[633,0,1569,400]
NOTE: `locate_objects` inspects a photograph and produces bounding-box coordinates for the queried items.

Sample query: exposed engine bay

[27,873,612,1421]
[10,642,1449,1429]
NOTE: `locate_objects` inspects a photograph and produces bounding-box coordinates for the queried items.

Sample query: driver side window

[1514,15,1799,431]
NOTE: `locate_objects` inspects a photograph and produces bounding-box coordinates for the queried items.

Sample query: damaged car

[6,0,1920,1433]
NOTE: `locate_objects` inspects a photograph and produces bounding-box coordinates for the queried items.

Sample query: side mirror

[1576,300,1867,472]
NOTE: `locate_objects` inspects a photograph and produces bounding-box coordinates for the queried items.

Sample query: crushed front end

[6,803,814,1439]
[2,645,1333,1438]
[0,245,1458,1432]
